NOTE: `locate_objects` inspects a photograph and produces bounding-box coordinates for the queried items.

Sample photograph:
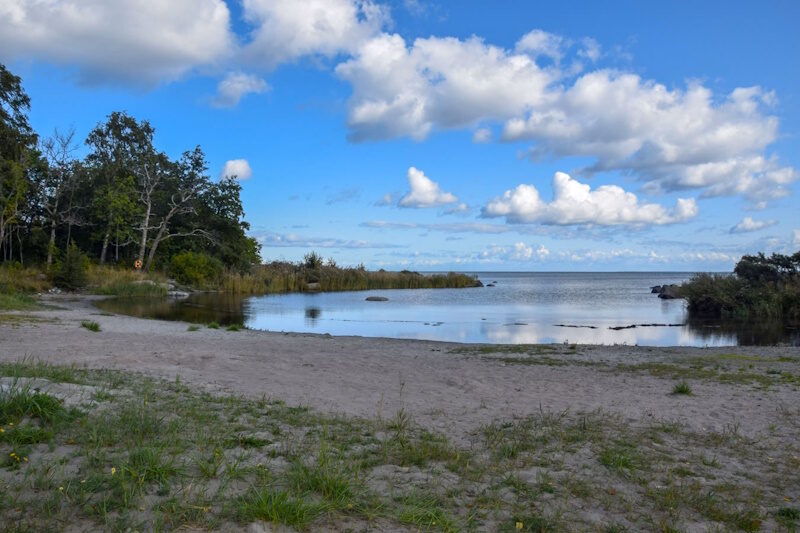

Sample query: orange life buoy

[133,259,143,270]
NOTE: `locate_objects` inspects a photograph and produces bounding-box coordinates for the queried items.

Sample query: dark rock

[365,296,388,302]
[650,285,662,293]
[486,283,496,287]
[657,284,683,299]
[473,279,484,287]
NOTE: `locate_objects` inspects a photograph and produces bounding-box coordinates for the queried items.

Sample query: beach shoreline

[2,294,800,530]
[2,294,797,440]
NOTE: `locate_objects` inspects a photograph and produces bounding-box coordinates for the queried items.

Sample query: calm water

[96,272,798,346]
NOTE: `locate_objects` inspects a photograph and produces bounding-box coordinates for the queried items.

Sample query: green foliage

[81,320,100,332]
[1,66,260,273]
[220,258,481,294]
[304,251,324,269]
[53,243,88,290]
[0,292,38,311]
[672,381,692,395]
[169,251,222,288]
[682,251,800,322]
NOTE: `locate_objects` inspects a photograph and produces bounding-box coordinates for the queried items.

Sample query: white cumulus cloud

[0,0,234,85]
[398,167,458,208]
[213,72,269,107]
[220,159,253,180]
[241,0,388,69]
[730,217,776,234]
[482,171,698,226]
[335,28,796,203]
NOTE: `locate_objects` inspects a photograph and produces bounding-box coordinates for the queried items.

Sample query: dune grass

[87,266,168,297]
[0,359,797,531]
[672,380,693,395]
[80,320,101,332]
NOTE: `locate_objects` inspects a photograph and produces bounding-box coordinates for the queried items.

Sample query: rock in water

[365,296,389,302]
[658,284,683,299]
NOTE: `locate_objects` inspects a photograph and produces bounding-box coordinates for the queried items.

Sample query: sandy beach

[2,295,798,440]
[2,295,799,531]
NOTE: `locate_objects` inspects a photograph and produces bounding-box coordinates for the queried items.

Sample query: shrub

[682,252,800,321]
[303,251,323,269]
[53,244,88,291]
[169,251,222,288]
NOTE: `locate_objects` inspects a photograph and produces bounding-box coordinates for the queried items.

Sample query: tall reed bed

[219,262,480,295]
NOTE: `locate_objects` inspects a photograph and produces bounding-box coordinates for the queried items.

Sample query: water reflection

[96,293,246,326]
[304,307,322,326]
[95,272,799,347]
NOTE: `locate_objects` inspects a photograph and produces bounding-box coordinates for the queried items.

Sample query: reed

[218,261,480,295]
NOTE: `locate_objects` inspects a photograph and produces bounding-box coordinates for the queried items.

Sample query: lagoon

[97,272,798,346]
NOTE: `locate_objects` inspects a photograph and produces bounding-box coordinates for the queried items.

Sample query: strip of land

[1,295,799,531]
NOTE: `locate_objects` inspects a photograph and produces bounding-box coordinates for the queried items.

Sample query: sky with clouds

[2,0,798,270]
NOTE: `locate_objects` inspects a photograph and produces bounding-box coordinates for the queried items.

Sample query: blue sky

[2,0,798,271]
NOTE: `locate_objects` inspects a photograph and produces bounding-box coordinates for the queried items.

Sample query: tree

[39,128,82,266]
[143,146,213,271]
[0,64,37,258]
[85,111,154,264]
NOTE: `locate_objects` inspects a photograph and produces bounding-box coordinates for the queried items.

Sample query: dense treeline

[1,64,479,296]
[682,252,800,321]
[0,63,259,276]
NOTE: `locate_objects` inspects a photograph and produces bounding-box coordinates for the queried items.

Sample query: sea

[97,272,798,347]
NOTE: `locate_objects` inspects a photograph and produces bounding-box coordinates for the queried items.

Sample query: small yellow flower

[81,479,86,484]
[8,422,13,427]
[111,467,116,476]
[516,522,524,530]
[1,428,5,433]
[22,457,27,462]
[59,486,64,492]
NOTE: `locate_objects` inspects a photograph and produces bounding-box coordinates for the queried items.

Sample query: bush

[304,251,323,269]
[169,251,222,288]
[53,244,88,291]
[682,252,800,321]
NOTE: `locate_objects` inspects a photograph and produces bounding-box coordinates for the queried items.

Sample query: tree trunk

[137,202,152,264]
[17,226,23,266]
[99,230,110,264]
[46,220,57,266]
[144,224,167,272]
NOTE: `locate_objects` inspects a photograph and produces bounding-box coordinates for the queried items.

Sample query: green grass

[206,322,219,329]
[237,488,323,529]
[0,359,797,532]
[0,292,40,311]
[80,320,100,332]
[226,324,241,332]
[672,381,693,395]
[187,325,200,332]
[395,492,455,531]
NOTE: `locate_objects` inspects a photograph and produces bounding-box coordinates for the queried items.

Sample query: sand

[2,294,797,443]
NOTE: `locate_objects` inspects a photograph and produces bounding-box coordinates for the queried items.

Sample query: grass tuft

[81,320,101,332]
[672,381,693,395]
[237,488,322,529]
